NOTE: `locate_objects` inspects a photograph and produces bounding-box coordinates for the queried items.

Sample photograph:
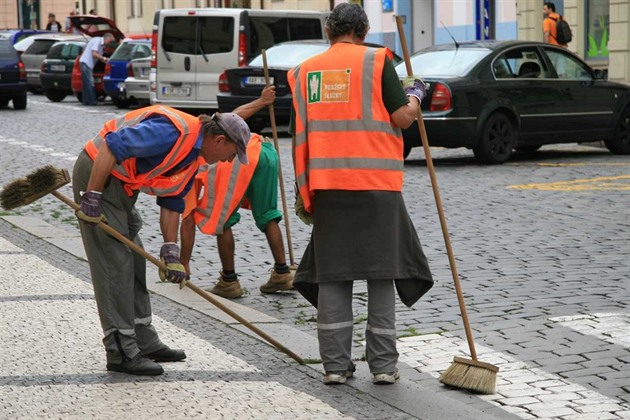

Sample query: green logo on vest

[307,71,322,103]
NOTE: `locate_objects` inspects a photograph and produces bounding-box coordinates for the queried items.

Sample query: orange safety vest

[84,105,202,197]
[287,43,404,213]
[190,133,263,235]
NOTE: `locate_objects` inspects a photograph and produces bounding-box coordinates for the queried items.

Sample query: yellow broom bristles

[439,358,498,395]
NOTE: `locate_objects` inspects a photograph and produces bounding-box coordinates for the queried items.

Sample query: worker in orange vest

[287,3,434,386]
[73,105,250,376]
[180,86,293,299]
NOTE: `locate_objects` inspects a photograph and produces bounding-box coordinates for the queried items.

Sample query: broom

[261,48,297,270]
[0,165,305,365]
[395,17,498,394]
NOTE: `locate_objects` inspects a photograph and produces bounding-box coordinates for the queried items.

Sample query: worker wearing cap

[72,105,250,376]
[287,3,434,385]
[180,86,293,299]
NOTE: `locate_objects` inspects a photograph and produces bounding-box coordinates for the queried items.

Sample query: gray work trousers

[317,280,398,374]
[73,151,164,363]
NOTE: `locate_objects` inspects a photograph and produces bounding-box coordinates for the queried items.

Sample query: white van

[149,8,329,110]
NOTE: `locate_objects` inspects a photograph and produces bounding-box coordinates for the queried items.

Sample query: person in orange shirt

[543,2,567,47]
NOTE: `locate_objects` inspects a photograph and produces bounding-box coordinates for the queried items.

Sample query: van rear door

[193,11,240,104]
[156,12,197,103]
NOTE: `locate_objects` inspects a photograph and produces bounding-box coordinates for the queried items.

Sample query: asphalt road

[0,94,628,419]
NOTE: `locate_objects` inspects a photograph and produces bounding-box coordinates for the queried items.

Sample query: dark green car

[398,40,630,163]
[40,40,86,102]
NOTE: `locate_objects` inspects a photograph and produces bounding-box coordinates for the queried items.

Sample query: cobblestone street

[1,94,629,419]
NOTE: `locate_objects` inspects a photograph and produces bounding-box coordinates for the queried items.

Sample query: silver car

[122,57,151,106]
[20,33,84,92]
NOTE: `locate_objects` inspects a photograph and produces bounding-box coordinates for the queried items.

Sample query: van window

[162,17,196,55]
[163,16,234,56]
[199,17,234,54]
[249,16,323,57]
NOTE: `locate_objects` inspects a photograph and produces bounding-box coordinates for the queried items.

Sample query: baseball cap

[212,112,251,164]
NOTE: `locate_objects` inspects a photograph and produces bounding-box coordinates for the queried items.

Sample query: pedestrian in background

[180,86,293,299]
[78,32,114,106]
[72,104,251,376]
[65,10,77,33]
[45,13,62,32]
[543,2,567,47]
[287,2,434,386]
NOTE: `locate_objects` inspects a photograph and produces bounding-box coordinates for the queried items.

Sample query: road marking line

[549,313,630,348]
[396,333,630,419]
[508,175,630,191]
[0,137,77,163]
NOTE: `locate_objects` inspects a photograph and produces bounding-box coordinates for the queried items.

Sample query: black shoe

[106,353,164,376]
[144,347,186,362]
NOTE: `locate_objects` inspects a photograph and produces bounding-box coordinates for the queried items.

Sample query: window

[249,16,324,58]
[545,48,592,80]
[585,0,609,59]
[199,17,234,54]
[24,40,57,55]
[501,48,550,79]
[127,0,142,18]
[162,17,197,55]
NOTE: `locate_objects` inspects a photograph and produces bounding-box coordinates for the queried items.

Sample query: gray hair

[199,114,227,138]
[103,32,115,42]
[326,3,369,40]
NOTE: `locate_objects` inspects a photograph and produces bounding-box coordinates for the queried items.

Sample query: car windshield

[248,43,330,68]
[395,48,492,78]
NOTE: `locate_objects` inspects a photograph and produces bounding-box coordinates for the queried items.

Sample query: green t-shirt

[289,56,408,135]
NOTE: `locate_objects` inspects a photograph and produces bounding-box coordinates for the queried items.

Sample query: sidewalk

[0,216,504,419]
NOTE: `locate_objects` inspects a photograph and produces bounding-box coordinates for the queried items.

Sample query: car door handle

[184,56,190,72]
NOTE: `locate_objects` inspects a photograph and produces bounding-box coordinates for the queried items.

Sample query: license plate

[244,76,272,86]
[50,65,65,71]
[162,86,191,96]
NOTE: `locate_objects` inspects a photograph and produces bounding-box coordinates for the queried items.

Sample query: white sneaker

[372,369,400,385]
[323,362,356,385]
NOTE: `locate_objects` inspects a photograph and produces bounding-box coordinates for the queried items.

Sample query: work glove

[294,184,313,226]
[159,242,187,289]
[76,190,103,224]
[402,76,427,104]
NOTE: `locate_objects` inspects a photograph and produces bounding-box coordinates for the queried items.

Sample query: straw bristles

[0,166,70,211]
[0,178,30,210]
[439,358,498,394]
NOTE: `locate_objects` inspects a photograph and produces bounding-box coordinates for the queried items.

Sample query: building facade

[1,0,627,83]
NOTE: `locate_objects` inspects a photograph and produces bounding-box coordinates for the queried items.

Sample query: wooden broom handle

[261,49,296,268]
[395,16,478,361]
[51,190,304,364]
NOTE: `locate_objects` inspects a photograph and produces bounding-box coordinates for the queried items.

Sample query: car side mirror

[593,69,607,80]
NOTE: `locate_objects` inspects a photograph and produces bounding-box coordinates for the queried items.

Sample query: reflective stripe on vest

[193,134,263,235]
[288,44,404,213]
[84,105,201,197]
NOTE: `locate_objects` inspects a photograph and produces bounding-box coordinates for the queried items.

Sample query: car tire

[473,112,515,164]
[75,92,83,103]
[112,97,130,109]
[604,107,630,155]
[247,119,267,134]
[403,144,412,159]
[12,92,27,110]
[44,89,67,102]
[0,99,9,108]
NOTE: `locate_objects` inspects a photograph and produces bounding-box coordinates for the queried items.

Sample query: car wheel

[403,144,412,159]
[473,112,515,164]
[75,92,83,103]
[247,118,267,134]
[515,145,541,152]
[12,92,27,110]
[604,107,630,154]
[44,89,67,102]
[112,97,131,109]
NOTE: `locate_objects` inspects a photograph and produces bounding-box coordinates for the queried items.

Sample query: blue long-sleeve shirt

[105,115,202,213]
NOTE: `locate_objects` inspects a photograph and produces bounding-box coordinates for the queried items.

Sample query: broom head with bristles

[439,356,499,394]
[0,166,70,210]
